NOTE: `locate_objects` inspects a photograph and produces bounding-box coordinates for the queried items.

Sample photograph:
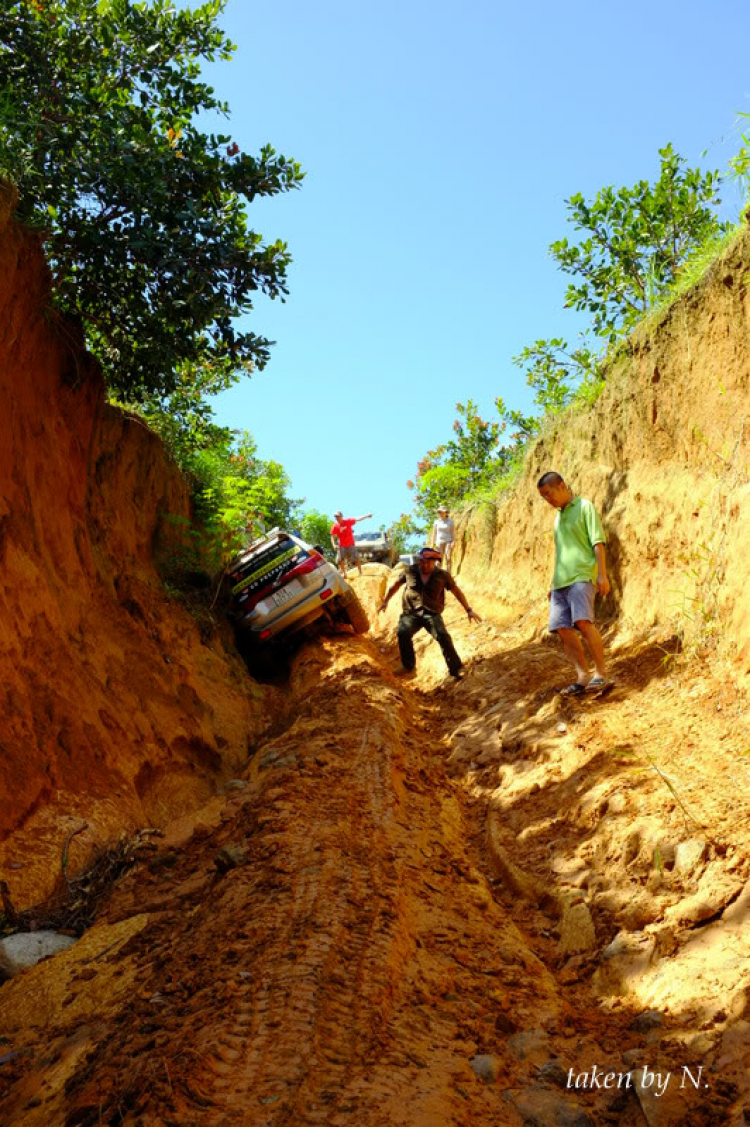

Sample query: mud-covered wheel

[342,591,369,634]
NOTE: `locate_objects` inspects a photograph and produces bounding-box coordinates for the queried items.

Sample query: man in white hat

[430,506,455,571]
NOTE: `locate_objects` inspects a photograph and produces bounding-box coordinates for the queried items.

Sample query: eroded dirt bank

[1,595,748,1124]
[453,224,750,676]
[1,195,749,1126]
[0,195,280,909]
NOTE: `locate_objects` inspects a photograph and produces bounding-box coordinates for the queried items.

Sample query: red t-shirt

[331,518,356,547]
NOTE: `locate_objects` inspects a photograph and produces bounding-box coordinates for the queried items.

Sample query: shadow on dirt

[233,618,362,685]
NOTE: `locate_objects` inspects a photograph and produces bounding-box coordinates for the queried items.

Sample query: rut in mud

[1,578,748,1127]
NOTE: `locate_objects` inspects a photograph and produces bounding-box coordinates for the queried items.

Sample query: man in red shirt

[330,510,372,576]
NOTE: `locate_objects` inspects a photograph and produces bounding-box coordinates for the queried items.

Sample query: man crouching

[378,546,481,679]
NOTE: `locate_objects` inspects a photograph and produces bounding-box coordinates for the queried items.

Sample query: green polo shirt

[552,497,605,589]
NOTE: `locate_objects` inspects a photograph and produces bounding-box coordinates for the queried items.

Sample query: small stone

[0,932,77,978]
[630,1010,663,1033]
[213,844,246,873]
[495,1012,518,1034]
[507,1029,550,1063]
[607,792,628,814]
[537,1059,569,1087]
[223,779,247,791]
[559,901,596,955]
[673,838,707,874]
[503,1087,593,1126]
[469,1054,501,1084]
[556,722,568,734]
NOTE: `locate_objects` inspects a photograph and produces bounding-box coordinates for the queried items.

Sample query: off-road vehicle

[352,529,397,566]
[228,529,369,642]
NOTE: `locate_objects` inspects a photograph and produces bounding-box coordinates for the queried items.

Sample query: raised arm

[354,513,372,523]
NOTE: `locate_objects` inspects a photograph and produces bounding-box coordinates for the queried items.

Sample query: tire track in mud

[0,634,660,1126]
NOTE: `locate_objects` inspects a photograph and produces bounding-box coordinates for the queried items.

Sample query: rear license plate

[271,580,302,609]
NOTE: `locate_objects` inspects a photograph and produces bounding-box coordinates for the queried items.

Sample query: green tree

[387,514,424,556]
[0,0,303,400]
[511,336,603,417]
[298,510,334,557]
[550,144,729,343]
[194,431,300,549]
[408,399,518,520]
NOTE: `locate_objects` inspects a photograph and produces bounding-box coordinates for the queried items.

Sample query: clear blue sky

[201,0,750,530]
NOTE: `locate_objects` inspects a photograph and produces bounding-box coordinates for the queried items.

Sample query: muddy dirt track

[1,582,749,1126]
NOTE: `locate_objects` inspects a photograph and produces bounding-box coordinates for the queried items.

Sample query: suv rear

[227,529,369,642]
[353,530,397,566]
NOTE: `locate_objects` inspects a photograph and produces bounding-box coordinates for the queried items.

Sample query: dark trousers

[397,611,463,675]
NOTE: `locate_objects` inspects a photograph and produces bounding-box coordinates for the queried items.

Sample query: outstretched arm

[378,575,405,613]
[354,513,372,523]
[451,582,481,622]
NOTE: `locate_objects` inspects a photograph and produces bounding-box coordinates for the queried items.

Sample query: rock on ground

[0,932,76,978]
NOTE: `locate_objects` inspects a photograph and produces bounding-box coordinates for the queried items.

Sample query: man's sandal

[586,677,612,692]
[559,682,587,697]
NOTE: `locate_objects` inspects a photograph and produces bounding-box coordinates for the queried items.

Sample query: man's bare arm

[594,543,610,596]
[378,574,405,613]
[354,512,372,522]
[451,582,481,622]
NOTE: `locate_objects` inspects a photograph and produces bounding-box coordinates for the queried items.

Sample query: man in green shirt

[537,471,611,695]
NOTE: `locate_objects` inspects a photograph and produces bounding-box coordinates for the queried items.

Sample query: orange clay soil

[1,586,748,1127]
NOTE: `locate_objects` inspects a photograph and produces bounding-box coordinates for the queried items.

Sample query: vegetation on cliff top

[0,0,302,403]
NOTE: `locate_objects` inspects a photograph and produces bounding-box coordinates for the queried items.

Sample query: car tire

[342,591,369,634]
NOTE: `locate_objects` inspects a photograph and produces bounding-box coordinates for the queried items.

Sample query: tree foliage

[512,336,603,418]
[407,400,521,521]
[0,0,303,400]
[550,144,729,343]
[298,510,334,557]
[193,432,300,537]
[387,514,425,555]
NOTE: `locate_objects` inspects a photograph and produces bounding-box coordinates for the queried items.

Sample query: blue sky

[202,0,750,530]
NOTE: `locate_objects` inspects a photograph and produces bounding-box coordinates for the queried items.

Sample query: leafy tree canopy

[550,144,729,343]
[0,0,303,400]
[407,400,521,521]
[387,514,424,556]
[298,510,335,557]
[191,430,300,551]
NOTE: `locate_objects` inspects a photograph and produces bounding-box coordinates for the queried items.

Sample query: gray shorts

[548,582,596,632]
[337,545,359,566]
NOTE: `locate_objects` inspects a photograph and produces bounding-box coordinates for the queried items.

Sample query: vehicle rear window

[230,538,308,598]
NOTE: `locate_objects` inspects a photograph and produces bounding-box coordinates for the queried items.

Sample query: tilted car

[352,529,397,566]
[227,528,369,643]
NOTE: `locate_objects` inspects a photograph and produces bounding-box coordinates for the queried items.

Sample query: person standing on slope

[330,510,372,577]
[429,506,456,571]
[378,546,480,680]
[537,471,611,695]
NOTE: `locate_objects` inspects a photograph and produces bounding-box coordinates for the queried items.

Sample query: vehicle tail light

[320,589,333,601]
[284,553,326,583]
[259,629,272,640]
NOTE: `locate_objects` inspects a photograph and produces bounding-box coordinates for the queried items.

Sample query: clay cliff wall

[454,227,750,673]
[0,191,276,908]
